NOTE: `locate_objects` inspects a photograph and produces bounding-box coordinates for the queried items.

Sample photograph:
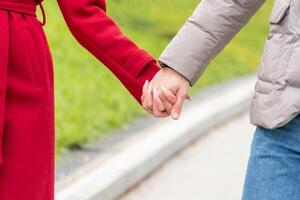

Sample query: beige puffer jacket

[159,0,300,129]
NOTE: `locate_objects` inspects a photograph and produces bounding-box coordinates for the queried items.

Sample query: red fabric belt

[0,1,46,25]
[0,1,37,16]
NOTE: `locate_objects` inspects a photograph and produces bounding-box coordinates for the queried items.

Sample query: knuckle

[153,110,163,118]
[145,104,151,110]
[153,113,160,118]
[146,100,152,107]
[158,107,165,112]
[159,105,165,110]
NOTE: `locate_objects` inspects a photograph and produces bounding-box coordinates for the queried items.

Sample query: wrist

[162,65,190,85]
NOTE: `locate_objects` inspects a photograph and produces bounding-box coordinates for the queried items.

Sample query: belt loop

[38,2,46,26]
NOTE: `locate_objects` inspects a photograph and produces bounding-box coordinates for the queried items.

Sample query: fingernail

[154,88,158,94]
[172,112,179,120]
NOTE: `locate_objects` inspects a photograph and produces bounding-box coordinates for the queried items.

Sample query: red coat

[0,0,159,199]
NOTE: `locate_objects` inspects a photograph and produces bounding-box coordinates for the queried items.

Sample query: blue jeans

[242,114,300,200]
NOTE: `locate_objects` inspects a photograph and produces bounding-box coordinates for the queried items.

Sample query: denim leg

[242,115,300,200]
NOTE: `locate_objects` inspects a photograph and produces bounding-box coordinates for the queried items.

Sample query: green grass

[40,0,273,156]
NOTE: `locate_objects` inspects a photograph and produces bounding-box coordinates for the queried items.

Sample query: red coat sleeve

[57,0,160,104]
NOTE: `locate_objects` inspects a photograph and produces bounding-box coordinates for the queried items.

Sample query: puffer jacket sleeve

[57,0,160,104]
[159,0,265,86]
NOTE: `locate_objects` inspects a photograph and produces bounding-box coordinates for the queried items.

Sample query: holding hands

[141,67,191,120]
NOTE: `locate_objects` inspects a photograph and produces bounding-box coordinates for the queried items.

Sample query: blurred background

[40,0,272,157]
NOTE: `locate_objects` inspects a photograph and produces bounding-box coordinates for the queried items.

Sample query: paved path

[120,112,255,200]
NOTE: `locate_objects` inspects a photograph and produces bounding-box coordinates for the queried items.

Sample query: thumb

[171,89,187,120]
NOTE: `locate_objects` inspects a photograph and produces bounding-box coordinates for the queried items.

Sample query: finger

[153,112,170,118]
[143,80,149,95]
[161,85,176,104]
[141,80,149,102]
[152,110,170,118]
[142,98,153,115]
[145,82,153,110]
[145,108,154,115]
[158,90,173,114]
[153,88,166,112]
[141,94,145,102]
[171,89,187,120]
[152,88,170,118]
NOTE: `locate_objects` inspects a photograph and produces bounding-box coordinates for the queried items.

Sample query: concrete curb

[56,75,256,200]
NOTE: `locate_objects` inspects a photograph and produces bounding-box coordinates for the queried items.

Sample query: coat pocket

[22,24,47,88]
[269,0,291,24]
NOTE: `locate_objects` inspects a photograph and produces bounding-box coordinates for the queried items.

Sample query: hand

[141,67,191,119]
